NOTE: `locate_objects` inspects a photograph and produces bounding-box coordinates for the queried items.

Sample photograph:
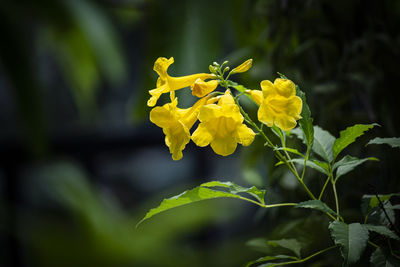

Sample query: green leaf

[367,137,400,148]
[290,158,329,175]
[268,239,302,258]
[332,124,378,161]
[362,193,400,216]
[370,248,400,267]
[201,181,266,205]
[245,255,298,267]
[247,237,303,258]
[274,147,305,158]
[364,224,400,240]
[333,156,379,181]
[329,221,369,266]
[137,181,266,226]
[295,200,337,217]
[312,126,335,162]
[295,86,314,148]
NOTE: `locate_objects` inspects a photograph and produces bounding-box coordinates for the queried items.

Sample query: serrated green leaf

[332,124,378,161]
[295,200,337,217]
[333,156,379,181]
[370,248,400,267]
[312,126,335,162]
[290,158,329,175]
[137,181,266,226]
[367,137,400,148]
[245,255,298,267]
[201,181,266,204]
[329,221,369,266]
[364,224,400,240]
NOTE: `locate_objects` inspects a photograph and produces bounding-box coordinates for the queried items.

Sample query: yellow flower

[192,90,255,156]
[231,59,253,74]
[148,57,215,107]
[249,78,302,131]
[150,94,208,160]
[191,78,219,98]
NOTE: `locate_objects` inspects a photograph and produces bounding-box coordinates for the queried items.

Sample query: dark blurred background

[1,0,399,266]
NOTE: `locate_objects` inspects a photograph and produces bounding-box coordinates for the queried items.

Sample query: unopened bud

[232,59,253,74]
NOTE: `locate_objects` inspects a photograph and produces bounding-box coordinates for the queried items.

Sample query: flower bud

[232,59,253,74]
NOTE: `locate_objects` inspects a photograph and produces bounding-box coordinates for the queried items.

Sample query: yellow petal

[218,90,235,105]
[192,123,213,147]
[274,115,297,131]
[153,57,174,78]
[168,73,215,91]
[180,96,210,129]
[222,104,243,123]
[233,124,255,146]
[232,59,253,74]
[274,78,296,97]
[163,123,190,161]
[287,96,302,119]
[258,102,275,127]
[260,80,276,98]
[149,103,176,128]
[147,84,168,107]
[248,90,263,105]
[198,104,222,122]
[191,78,219,97]
[210,136,237,156]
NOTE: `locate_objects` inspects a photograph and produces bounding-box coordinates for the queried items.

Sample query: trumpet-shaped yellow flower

[192,91,255,156]
[148,57,215,107]
[249,78,302,131]
[150,95,209,160]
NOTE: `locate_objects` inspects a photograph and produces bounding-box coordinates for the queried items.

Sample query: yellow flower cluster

[148,57,302,160]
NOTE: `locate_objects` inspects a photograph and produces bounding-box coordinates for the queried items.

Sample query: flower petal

[274,78,296,97]
[210,136,237,156]
[274,115,297,131]
[248,90,263,105]
[218,90,235,105]
[233,124,255,146]
[192,123,213,147]
[164,123,190,161]
[287,96,302,119]
[148,84,168,107]
[191,78,218,97]
[150,103,176,128]
[198,104,222,122]
[153,57,174,77]
[258,102,275,127]
[260,80,276,98]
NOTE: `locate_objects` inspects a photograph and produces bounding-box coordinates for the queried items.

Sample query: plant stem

[300,146,310,181]
[261,246,337,267]
[331,180,340,220]
[318,174,331,200]
[264,203,298,208]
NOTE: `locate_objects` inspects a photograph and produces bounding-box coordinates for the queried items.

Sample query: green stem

[331,180,340,220]
[300,146,310,181]
[261,246,337,267]
[368,240,380,249]
[264,203,298,208]
[318,174,331,200]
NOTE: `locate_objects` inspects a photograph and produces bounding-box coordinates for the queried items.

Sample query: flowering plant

[139,57,400,266]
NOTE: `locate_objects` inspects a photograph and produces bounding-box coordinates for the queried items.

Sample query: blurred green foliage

[1,0,399,266]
